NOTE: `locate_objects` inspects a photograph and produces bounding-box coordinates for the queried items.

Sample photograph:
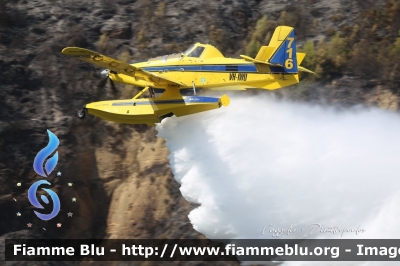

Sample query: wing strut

[192,81,196,95]
[133,86,150,99]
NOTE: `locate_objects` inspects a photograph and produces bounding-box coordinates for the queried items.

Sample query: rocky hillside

[1,0,399,265]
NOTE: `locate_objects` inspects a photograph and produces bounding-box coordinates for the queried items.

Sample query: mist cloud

[156,93,400,264]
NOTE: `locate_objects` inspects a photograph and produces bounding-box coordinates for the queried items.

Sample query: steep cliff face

[0,0,397,261]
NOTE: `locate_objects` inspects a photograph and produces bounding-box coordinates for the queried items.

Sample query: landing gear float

[78,94,229,126]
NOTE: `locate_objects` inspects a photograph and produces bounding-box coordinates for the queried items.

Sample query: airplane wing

[140,69,186,86]
[62,47,137,76]
[61,47,186,86]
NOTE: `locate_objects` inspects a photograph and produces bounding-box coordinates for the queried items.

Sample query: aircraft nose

[100,69,109,77]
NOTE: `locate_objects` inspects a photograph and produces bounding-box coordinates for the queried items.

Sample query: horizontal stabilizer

[240,55,282,67]
[296,53,306,65]
[298,66,315,74]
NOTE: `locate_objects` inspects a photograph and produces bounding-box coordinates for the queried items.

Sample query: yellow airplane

[62,26,314,125]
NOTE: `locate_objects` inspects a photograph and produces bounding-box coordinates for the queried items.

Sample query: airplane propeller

[97,69,118,97]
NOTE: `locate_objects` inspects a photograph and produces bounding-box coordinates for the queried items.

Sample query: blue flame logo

[28,130,61,221]
[33,130,59,177]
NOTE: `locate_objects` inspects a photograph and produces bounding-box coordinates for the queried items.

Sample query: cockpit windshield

[146,44,203,62]
[183,45,195,55]
[187,46,205,58]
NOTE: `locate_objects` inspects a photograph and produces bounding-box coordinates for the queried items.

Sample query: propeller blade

[97,77,108,90]
[109,78,118,98]
[95,76,108,99]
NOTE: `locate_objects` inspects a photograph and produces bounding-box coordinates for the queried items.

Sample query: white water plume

[156,92,400,264]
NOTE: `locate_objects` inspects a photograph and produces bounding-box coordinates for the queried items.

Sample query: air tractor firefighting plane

[62,26,314,125]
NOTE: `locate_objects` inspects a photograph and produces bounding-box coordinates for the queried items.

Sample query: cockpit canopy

[183,45,204,57]
[183,43,224,59]
[146,43,225,63]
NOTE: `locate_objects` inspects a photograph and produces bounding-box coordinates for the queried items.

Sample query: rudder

[268,26,298,73]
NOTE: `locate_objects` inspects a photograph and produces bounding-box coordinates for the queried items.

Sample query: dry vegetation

[300,0,400,83]
[244,0,400,87]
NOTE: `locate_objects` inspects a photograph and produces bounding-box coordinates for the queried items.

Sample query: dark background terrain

[1,0,400,265]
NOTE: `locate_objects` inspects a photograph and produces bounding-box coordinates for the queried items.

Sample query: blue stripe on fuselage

[111,96,219,106]
[184,96,219,103]
[141,64,296,74]
[141,64,258,73]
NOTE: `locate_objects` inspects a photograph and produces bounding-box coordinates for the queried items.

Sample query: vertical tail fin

[267,26,298,73]
[240,26,315,74]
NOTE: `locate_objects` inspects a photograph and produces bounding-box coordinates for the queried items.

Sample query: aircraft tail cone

[220,94,230,107]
